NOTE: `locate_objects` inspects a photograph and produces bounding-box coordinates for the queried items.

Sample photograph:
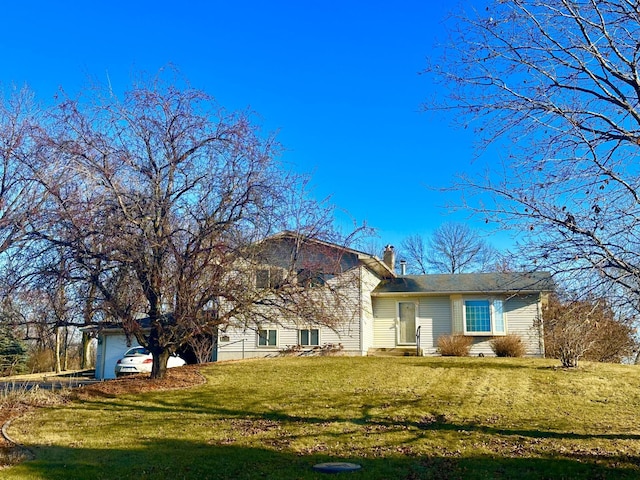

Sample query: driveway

[0,370,102,392]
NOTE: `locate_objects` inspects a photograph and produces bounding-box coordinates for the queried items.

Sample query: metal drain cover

[312,462,362,474]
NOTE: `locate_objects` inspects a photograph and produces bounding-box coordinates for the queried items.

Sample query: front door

[398,302,416,345]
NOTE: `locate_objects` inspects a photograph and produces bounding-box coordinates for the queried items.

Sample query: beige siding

[360,267,383,354]
[217,317,363,361]
[326,268,363,353]
[504,294,543,356]
[419,297,452,354]
[373,293,543,357]
[218,267,366,361]
[464,294,543,357]
[450,295,463,334]
[372,297,396,347]
[374,295,454,351]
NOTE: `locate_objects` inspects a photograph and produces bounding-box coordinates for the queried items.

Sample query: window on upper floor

[296,269,334,287]
[255,268,284,289]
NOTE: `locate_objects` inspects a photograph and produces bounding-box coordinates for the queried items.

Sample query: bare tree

[543,294,637,367]
[28,74,356,378]
[401,223,498,274]
[429,0,640,309]
[0,87,40,256]
[399,234,429,274]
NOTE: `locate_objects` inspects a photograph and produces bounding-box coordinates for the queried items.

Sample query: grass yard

[3,356,640,479]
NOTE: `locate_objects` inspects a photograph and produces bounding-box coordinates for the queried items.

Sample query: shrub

[318,343,344,356]
[0,383,66,410]
[437,335,473,356]
[543,294,638,367]
[278,344,303,356]
[490,334,526,357]
[0,325,28,376]
[26,349,55,373]
[279,343,344,357]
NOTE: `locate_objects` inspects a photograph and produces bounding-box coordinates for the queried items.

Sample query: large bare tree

[401,223,498,274]
[27,75,354,378]
[429,1,640,307]
[0,87,40,256]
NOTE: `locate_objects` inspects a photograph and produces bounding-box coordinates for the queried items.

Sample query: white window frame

[298,328,320,346]
[462,298,506,336]
[257,328,278,347]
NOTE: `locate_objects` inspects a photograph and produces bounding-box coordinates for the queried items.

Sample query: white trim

[298,327,320,346]
[257,328,278,347]
[462,297,507,336]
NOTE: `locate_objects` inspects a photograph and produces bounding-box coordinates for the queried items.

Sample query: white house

[94,233,553,379]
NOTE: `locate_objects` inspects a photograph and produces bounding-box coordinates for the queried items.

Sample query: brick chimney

[383,245,395,273]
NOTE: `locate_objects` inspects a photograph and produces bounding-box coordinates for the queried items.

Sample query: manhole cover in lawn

[312,462,362,474]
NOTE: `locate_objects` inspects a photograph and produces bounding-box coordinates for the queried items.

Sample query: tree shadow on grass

[74,392,640,444]
[401,357,564,371]
[5,438,640,480]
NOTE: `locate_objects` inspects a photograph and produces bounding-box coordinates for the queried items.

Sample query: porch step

[367,348,421,357]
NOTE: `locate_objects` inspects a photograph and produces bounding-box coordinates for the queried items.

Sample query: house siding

[372,293,544,357]
[373,296,452,352]
[505,294,544,356]
[217,267,367,361]
[464,294,543,357]
[372,297,397,347]
[420,297,452,354]
[360,266,383,354]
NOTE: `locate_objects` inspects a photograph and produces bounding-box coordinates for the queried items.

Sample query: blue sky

[1,1,500,253]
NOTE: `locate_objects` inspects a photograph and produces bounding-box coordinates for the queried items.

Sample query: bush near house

[490,334,526,357]
[543,294,637,367]
[437,334,473,356]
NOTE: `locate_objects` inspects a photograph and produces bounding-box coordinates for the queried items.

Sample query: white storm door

[398,302,417,345]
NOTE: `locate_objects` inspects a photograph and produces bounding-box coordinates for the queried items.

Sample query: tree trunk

[150,349,170,379]
[81,332,92,369]
[63,326,69,371]
[54,326,61,373]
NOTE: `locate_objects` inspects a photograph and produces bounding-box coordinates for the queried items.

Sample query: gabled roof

[372,272,554,296]
[266,231,395,279]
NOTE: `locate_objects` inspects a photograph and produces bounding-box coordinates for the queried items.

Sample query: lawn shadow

[74,381,640,445]
[6,438,640,480]
[401,357,563,371]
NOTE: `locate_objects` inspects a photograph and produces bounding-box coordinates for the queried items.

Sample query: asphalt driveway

[0,370,102,392]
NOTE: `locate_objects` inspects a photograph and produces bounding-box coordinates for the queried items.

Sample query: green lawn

[4,356,640,479]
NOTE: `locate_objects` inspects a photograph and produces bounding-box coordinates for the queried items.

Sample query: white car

[114,346,186,376]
